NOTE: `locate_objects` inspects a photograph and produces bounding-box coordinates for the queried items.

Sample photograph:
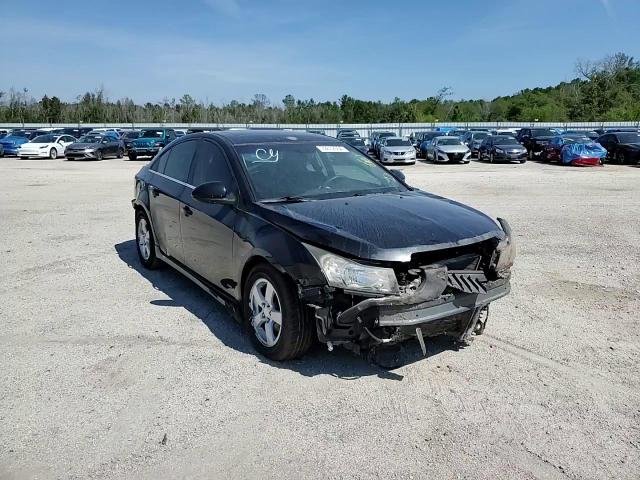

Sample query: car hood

[498,145,526,151]
[531,136,554,141]
[258,191,504,262]
[384,146,413,153]
[133,137,160,146]
[66,142,99,149]
[0,136,29,145]
[437,145,469,153]
[19,142,52,149]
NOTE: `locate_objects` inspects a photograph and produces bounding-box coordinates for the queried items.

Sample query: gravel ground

[0,156,639,480]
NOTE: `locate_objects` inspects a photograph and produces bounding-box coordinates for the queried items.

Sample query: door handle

[183,205,193,217]
[151,187,161,197]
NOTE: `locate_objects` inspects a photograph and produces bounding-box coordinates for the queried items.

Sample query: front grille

[448,153,465,161]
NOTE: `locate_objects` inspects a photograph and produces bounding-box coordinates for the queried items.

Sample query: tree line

[1,53,638,125]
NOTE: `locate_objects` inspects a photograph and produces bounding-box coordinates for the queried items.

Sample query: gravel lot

[1,156,639,480]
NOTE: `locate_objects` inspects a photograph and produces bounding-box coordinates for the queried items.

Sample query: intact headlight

[39,145,48,149]
[84,148,95,152]
[495,148,505,153]
[303,244,399,295]
[495,218,516,273]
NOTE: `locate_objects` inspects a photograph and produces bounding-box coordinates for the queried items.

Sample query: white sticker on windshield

[316,145,349,153]
[255,148,279,162]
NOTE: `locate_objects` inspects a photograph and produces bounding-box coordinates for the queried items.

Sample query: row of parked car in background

[0,126,216,160]
[336,126,640,167]
[1,125,639,166]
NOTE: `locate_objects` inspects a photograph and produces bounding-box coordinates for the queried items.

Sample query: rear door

[181,139,238,287]
[148,139,198,264]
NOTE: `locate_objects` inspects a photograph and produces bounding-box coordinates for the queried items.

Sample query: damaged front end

[302,218,515,358]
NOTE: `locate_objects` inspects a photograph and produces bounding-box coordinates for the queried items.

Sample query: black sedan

[64,134,125,160]
[516,128,556,158]
[596,132,640,164]
[132,131,515,363]
[478,136,527,163]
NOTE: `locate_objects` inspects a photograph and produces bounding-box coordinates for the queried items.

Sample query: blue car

[0,133,30,156]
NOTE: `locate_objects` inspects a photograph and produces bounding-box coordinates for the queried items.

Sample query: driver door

[180,139,238,288]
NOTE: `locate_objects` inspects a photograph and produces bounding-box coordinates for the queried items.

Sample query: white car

[379,137,416,164]
[425,136,471,163]
[17,134,76,159]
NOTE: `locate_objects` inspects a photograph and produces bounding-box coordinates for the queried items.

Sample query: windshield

[347,139,365,147]
[564,136,590,143]
[32,135,56,143]
[617,133,640,143]
[473,133,490,140]
[531,129,554,137]
[141,130,163,138]
[494,137,520,145]
[438,138,463,146]
[122,131,140,139]
[378,132,395,139]
[236,142,407,201]
[79,135,103,143]
[386,139,411,147]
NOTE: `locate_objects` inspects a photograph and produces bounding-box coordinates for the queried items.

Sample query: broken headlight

[494,217,516,273]
[304,244,399,295]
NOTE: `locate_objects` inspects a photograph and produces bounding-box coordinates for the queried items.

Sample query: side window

[190,140,235,188]
[163,140,197,183]
[150,149,170,173]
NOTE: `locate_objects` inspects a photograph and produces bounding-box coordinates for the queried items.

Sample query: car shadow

[115,240,456,380]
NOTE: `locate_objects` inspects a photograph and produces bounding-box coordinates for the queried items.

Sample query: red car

[541,134,591,162]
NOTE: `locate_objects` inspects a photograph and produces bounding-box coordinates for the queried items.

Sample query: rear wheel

[135,210,161,269]
[243,263,313,361]
[49,148,58,159]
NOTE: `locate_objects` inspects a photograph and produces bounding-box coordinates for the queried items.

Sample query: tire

[135,210,161,269]
[243,263,313,361]
[528,149,533,160]
[117,148,124,159]
[95,150,102,161]
[128,152,137,161]
[49,148,58,159]
[489,152,494,163]
[615,151,626,164]
[519,159,526,164]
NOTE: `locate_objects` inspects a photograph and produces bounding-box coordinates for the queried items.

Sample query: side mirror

[192,181,236,205]
[389,169,406,182]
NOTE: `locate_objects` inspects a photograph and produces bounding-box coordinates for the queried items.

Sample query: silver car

[378,137,416,164]
[425,136,471,163]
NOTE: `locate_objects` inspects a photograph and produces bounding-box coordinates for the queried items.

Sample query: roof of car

[205,129,333,145]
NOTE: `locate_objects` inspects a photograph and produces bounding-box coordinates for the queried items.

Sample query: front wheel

[128,152,137,161]
[489,152,495,163]
[95,150,103,160]
[243,264,313,361]
[49,148,58,159]
[117,148,124,158]
[615,151,626,164]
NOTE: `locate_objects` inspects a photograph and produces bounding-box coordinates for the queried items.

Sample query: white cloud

[202,0,240,16]
[599,0,614,19]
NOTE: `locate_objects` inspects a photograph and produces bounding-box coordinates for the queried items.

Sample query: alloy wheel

[137,217,151,260]
[249,278,282,347]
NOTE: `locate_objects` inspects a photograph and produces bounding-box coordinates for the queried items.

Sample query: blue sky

[1,0,638,105]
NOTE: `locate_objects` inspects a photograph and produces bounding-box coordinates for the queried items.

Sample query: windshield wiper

[260,196,311,204]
